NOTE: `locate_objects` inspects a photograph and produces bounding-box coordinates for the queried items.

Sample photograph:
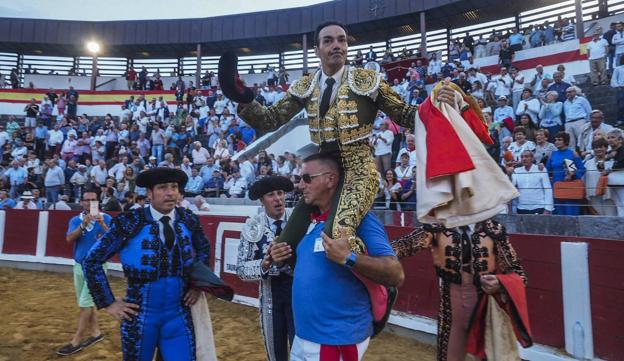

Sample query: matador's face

[315,25,348,72]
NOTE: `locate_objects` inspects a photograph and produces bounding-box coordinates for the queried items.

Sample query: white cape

[191,292,219,361]
[415,96,518,227]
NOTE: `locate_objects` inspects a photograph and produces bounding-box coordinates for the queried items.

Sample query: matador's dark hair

[314,21,349,46]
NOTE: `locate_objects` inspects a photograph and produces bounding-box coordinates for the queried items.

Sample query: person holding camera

[57,192,111,356]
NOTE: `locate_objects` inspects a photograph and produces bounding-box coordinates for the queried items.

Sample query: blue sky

[0,0,332,21]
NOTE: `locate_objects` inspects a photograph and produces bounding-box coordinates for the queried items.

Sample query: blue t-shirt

[292,212,395,345]
[67,213,112,263]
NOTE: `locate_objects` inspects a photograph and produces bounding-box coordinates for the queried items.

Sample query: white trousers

[290,336,370,361]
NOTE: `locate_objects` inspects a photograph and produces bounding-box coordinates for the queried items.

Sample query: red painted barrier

[3,210,39,255]
[2,210,624,360]
[45,210,80,258]
[587,238,624,361]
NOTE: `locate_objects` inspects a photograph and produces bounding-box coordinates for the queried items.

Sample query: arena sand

[0,267,435,360]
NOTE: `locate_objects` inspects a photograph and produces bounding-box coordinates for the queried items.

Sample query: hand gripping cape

[414,82,519,227]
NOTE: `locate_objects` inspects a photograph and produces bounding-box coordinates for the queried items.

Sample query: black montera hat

[248,176,294,201]
[136,167,188,189]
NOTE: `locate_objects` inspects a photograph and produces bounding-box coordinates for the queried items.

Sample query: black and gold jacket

[391,220,527,286]
[239,66,417,146]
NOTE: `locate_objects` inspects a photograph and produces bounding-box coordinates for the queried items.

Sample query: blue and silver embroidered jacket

[82,206,211,309]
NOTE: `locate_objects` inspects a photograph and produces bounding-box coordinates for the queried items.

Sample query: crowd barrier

[0,209,622,361]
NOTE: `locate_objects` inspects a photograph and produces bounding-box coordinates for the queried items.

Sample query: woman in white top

[276,155,292,176]
[383,169,402,211]
[476,97,491,115]
[219,108,234,133]
[508,126,536,162]
[213,139,230,160]
[584,137,616,215]
[515,88,541,124]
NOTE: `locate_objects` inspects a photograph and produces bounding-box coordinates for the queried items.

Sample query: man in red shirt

[126,67,137,90]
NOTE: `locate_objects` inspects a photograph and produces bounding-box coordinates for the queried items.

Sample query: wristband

[344,251,357,268]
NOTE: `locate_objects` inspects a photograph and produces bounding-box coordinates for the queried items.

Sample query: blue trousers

[152,145,164,164]
[121,277,195,361]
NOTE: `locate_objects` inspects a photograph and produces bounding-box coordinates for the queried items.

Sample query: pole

[575,0,584,39]
[302,33,308,74]
[90,54,98,90]
[419,12,427,58]
[195,43,201,88]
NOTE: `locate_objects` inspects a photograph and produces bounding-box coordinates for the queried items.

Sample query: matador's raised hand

[436,78,459,107]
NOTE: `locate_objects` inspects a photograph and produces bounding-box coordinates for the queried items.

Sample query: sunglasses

[301,171,331,184]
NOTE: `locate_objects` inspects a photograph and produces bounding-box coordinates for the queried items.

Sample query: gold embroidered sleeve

[238,94,305,133]
[375,80,418,129]
[487,220,528,285]
[390,227,433,259]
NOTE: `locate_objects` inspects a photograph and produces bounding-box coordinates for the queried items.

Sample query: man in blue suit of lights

[82,167,211,361]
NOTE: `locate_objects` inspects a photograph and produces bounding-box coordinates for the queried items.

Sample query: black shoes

[56,334,104,356]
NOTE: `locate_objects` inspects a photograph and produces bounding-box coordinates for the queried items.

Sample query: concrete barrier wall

[1,209,622,361]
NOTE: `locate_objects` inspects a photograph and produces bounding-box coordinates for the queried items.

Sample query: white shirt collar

[150,205,175,222]
[320,66,345,87]
[265,211,286,224]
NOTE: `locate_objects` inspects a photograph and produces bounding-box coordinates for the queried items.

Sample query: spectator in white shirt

[508,126,536,161]
[0,124,10,148]
[491,66,513,98]
[371,122,394,174]
[493,96,515,123]
[238,155,256,185]
[15,191,39,210]
[108,156,128,182]
[395,134,417,167]
[578,110,614,157]
[394,153,414,184]
[132,99,146,120]
[189,195,210,212]
[427,53,442,75]
[466,67,487,87]
[611,55,624,123]
[587,29,609,85]
[48,124,64,155]
[213,94,227,117]
[191,141,210,166]
[529,65,552,94]
[275,156,292,177]
[90,160,108,188]
[515,89,541,125]
[611,22,624,70]
[119,105,132,122]
[224,167,247,198]
[510,68,525,110]
[511,150,553,214]
[583,138,617,216]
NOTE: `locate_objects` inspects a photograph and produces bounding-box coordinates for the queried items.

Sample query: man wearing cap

[82,167,215,360]
[237,176,295,361]
[224,167,247,198]
[15,191,38,210]
[493,96,515,123]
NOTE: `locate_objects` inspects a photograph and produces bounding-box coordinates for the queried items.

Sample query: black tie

[319,77,336,118]
[274,220,283,237]
[160,216,175,250]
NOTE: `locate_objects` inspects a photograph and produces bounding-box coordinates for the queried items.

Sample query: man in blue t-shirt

[270,153,404,361]
[56,191,111,356]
